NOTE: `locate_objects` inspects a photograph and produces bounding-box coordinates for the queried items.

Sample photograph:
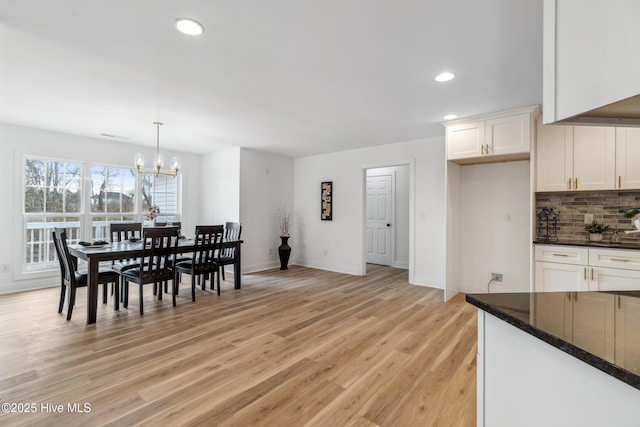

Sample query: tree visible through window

[22,156,180,273]
[24,159,82,270]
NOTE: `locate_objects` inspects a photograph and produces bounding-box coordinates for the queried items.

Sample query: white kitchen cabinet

[615,128,640,190]
[543,0,640,125]
[445,106,538,164]
[486,113,531,156]
[446,121,484,160]
[536,122,573,191]
[572,127,616,190]
[534,245,640,292]
[536,123,616,191]
[535,262,587,292]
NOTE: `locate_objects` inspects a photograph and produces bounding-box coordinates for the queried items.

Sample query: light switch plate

[584,214,594,224]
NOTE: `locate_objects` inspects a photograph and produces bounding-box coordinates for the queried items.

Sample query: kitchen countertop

[534,239,640,250]
[466,291,640,391]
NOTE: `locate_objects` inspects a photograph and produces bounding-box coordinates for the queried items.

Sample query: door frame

[360,159,415,283]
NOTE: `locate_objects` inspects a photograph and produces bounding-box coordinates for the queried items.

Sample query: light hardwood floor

[0,265,476,426]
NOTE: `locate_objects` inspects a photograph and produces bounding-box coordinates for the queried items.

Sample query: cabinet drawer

[534,245,589,265]
[589,248,640,271]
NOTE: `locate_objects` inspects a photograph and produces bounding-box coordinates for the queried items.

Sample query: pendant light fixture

[134,122,180,177]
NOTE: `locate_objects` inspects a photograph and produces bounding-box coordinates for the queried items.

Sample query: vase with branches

[278,208,291,270]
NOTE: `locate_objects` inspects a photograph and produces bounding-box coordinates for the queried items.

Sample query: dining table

[68,238,243,324]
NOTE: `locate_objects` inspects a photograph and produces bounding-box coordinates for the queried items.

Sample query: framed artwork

[321,181,332,220]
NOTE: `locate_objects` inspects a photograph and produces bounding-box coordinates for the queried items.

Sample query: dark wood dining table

[68,238,243,324]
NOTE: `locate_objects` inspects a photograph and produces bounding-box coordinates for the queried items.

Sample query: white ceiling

[0,1,543,158]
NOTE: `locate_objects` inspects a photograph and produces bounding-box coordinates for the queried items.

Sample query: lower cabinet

[534,245,640,292]
[615,295,640,371]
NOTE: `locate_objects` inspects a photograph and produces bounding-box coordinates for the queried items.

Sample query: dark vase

[278,236,291,270]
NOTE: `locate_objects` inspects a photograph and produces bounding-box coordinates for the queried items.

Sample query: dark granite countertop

[466,291,640,391]
[534,239,640,250]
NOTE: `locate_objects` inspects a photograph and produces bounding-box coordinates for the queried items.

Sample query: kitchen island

[467,291,640,427]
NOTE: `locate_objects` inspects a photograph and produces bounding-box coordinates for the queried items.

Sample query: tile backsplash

[535,191,640,243]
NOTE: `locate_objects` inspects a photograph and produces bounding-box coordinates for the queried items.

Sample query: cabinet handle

[618,295,621,310]
[481,144,484,155]
[618,176,622,189]
[566,292,571,301]
[485,144,490,154]
[610,258,630,262]
[552,253,569,257]
[584,267,587,280]
[574,292,578,302]
[575,178,578,189]
[568,178,572,190]
[591,267,594,281]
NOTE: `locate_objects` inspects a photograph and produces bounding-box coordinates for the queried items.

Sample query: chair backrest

[191,225,224,274]
[138,226,180,282]
[52,228,76,288]
[221,222,242,258]
[110,222,142,243]
[154,221,182,237]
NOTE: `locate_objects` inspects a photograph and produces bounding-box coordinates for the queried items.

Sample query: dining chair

[53,228,120,320]
[174,225,224,303]
[109,222,142,298]
[122,226,179,315]
[218,222,242,282]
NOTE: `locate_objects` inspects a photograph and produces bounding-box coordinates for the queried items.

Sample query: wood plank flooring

[0,265,477,426]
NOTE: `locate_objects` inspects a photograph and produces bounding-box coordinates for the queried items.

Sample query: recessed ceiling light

[435,72,456,82]
[443,114,458,120]
[174,18,204,36]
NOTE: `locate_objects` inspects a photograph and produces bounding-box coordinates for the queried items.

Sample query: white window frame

[17,154,181,280]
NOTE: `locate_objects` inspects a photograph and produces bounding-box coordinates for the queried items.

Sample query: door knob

[386,223,391,227]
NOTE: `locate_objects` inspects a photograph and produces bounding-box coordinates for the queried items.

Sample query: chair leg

[216,268,221,296]
[58,285,66,313]
[172,273,178,307]
[123,281,129,308]
[191,273,196,302]
[221,266,226,281]
[103,282,108,304]
[139,284,144,315]
[67,286,77,321]
[114,281,119,311]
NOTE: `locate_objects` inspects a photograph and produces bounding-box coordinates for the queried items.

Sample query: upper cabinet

[537,123,640,192]
[616,128,640,189]
[445,106,539,165]
[543,0,640,125]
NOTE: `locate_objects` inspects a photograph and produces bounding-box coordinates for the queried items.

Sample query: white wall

[294,136,445,288]
[0,122,201,293]
[201,148,240,224]
[459,161,531,293]
[239,148,294,273]
[366,166,410,269]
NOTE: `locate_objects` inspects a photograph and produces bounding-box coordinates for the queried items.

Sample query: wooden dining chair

[109,222,142,298]
[218,222,242,281]
[122,226,179,315]
[53,228,120,320]
[174,225,224,303]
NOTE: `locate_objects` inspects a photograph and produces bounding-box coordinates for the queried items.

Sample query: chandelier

[134,122,180,177]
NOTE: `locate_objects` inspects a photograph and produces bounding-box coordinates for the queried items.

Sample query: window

[141,173,179,224]
[22,156,180,273]
[90,166,136,240]
[24,159,82,271]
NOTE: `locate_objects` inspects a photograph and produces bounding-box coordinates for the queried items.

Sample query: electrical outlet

[1,264,9,274]
[491,272,503,282]
[584,214,594,224]
[323,249,328,256]
[268,248,272,255]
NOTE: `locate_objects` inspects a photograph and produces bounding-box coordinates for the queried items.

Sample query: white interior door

[366,175,393,266]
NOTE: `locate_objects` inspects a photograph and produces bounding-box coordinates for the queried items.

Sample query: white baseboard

[393,261,409,270]
[412,275,444,289]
